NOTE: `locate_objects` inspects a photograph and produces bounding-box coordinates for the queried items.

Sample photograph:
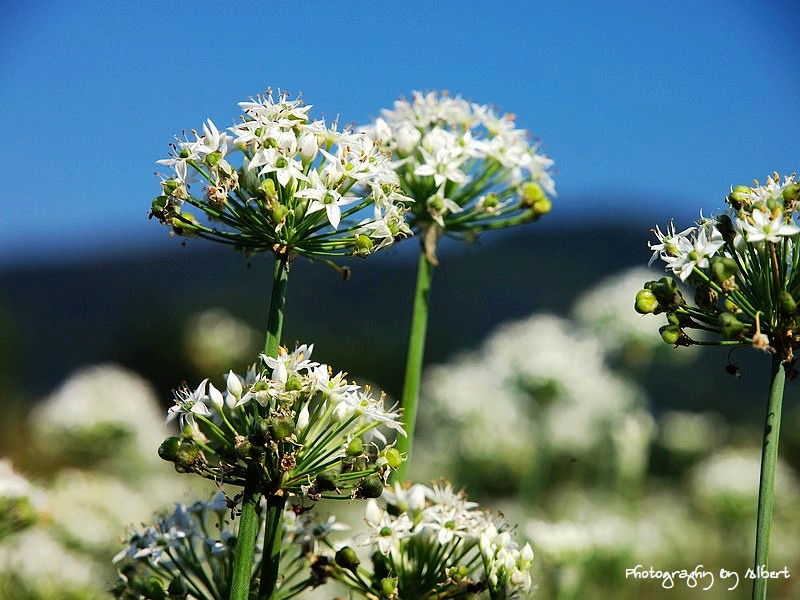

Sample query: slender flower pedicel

[637,172,800,600]
[365,91,556,481]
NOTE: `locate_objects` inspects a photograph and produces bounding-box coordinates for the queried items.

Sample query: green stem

[265,256,290,356]
[259,494,288,599]
[394,249,434,483]
[230,255,291,600]
[230,464,262,600]
[752,353,786,600]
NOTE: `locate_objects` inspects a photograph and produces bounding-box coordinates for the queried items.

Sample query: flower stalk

[752,352,786,600]
[394,248,434,482]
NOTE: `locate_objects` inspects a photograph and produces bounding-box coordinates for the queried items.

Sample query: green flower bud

[634,289,659,314]
[659,324,682,345]
[727,185,751,209]
[334,546,360,573]
[270,416,295,441]
[719,312,746,339]
[272,204,289,225]
[356,474,384,498]
[315,470,339,492]
[346,437,364,457]
[354,234,374,257]
[383,448,403,470]
[167,576,189,599]
[158,437,182,462]
[779,290,797,314]
[710,256,738,284]
[380,577,398,597]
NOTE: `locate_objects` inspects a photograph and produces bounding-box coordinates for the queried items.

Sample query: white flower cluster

[164,344,404,498]
[650,174,800,282]
[154,90,412,258]
[356,482,533,598]
[366,90,555,259]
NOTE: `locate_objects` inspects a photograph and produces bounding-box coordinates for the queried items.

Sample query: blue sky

[1,0,798,266]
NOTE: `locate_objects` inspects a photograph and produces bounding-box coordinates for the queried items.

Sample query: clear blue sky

[1,0,798,266]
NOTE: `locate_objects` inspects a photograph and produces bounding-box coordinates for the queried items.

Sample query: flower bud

[298,132,319,163]
[356,474,385,499]
[710,256,738,284]
[334,546,360,573]
[634,289,659,314]
[227,371,243,400]
[296,405,310,431]
[659,324,682,345]
[719,312,746,339]
[779,290,797,314]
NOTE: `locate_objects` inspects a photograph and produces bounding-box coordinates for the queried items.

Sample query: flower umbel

[152,89,412,262]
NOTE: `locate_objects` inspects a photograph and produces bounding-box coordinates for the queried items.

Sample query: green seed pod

[650,276,683,307]
[167,576,189,599]
[659,324,682,345]
[294,199,309,219]
[249,418,270,445]
[483,193,499,209]
[694,285,718,310]
[727,185,751,209]
[634,289,659,314]
[270,416,295,441]
[259,179,277,201]
[143,576,166,600]
[334,546,360,573]
[315,471,339,492]
[383,448,403,470]
[666,312,680,327]
[284,374,303,392]
[354,234,374,257]
[158,437,182,462]
[710,256,738,284]
[175,440,202,471]
[272,204,289,225]
[204,151,222,167]
[718,312,746,339]
[716,214,736,242]
[380,577,398,597]
[346,437,364,457]
[521,182,545,207]
[779,290,797,315]
[530,197,552,218]
[356,474,384,499]
[782,183,800,205]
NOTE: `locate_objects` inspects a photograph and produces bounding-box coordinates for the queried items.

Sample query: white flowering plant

[637,171,800,600]
[322,482,533,600]
[152,89,412,264]
[366,91,555,483]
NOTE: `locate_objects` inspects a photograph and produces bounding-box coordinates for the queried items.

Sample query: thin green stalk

[259,494,288,599]
[394,248,434,483]
[265,256,290,356]
[752,353,786,600]
[230,255,291,600]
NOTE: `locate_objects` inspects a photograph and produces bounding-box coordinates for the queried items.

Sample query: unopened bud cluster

[152,89,412,260]
[161,344,405,500]
[637,173,800,367]
[366,91,555,261]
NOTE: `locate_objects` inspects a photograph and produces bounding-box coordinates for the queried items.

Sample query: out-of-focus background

[2,1,799,598]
